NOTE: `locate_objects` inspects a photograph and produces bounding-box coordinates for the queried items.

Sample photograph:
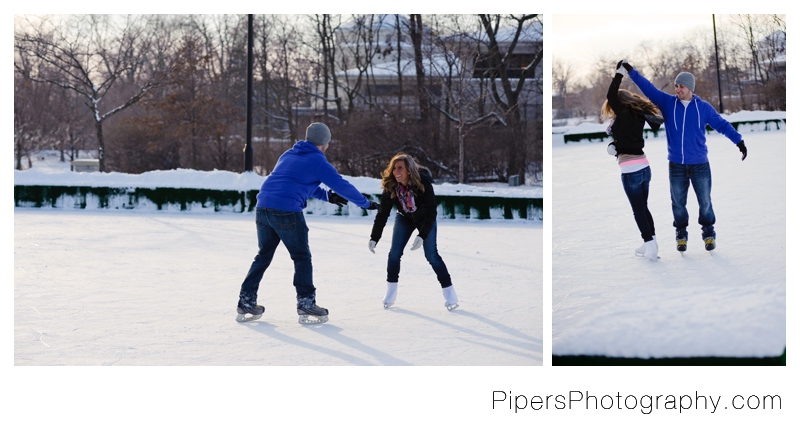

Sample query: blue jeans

[668,161,715,239]
[239,207,315,307]
[621,166,655,242]
[386,213,452,288]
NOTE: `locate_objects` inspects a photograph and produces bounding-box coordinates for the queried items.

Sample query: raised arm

[625,62,672,108]
[606,72,625,116]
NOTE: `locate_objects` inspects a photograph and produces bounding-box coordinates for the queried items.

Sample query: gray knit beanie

[305,122,331,146]
[675,72,695,91]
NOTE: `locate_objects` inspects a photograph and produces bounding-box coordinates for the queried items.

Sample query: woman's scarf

[396,183,417,213]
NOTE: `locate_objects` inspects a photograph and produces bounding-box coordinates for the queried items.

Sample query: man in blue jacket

[236,122,379,324]
[622,61,747,253]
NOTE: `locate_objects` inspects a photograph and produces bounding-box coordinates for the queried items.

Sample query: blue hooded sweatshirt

[628,68,742,165]
[256,140,371,212]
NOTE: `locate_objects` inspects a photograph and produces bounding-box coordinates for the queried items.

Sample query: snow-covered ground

[552,126,786,358]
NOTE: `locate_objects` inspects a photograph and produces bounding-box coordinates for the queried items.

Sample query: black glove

[621,60,632,72]
[368,201,380,211]
[328,192,348,207]
[737,140,747,161]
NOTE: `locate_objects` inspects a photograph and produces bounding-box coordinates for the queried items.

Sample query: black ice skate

[236,304,265,322]
[676,238,687,254]
[297,303,329,324]
[704,237,716,252]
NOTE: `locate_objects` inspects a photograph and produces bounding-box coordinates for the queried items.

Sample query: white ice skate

[442,286,459,311]
[635,235,655,257]
[383,282,398,309]
[644,238,659,261]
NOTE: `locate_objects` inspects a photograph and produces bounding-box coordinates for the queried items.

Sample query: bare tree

[552,59,578,119]
[477,14,542,183]
[14,73,61,170]
[428,15,504,183]
[14,15,169,172]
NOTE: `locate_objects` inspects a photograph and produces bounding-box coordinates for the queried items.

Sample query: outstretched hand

[368,201,380,211]
[328,192,348,207]
[737,140,747,161]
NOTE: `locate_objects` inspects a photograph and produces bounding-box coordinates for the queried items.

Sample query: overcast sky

[550,14,717,83]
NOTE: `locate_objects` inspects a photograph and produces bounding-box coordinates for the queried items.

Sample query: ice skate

[297,301,329,324]
[644,238,659,261]
[704,237,716,252]
[236,304,265,322]
[442,285,459,311]
[383,282,398,309]
[635,235,655,257]
[676,237,687,254]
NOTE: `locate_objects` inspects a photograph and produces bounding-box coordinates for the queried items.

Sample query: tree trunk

[95,120,106,173]
[409,14,428,123]
[458,123,465,184]
[395,14,403,116]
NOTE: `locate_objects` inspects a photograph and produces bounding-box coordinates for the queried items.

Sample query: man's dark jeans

[668,161,715,240]
[239,207,315,308]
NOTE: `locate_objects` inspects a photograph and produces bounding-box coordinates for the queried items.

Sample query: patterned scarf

[396,183,417,213]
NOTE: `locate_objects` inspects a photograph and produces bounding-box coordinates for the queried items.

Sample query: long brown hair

[381,153,425,198]
[600,89,661,121]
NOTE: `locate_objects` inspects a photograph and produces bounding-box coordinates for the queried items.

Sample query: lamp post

[244,14,254,172]
[713,14,724,113]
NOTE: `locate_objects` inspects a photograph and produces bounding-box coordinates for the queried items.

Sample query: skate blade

[236,313,262,322]
[383,302,394,309]
[298,314,329,324]
[445,302,459,311]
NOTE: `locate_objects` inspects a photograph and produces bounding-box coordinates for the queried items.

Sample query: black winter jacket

[370,169,437,243]
[607,73,648,156]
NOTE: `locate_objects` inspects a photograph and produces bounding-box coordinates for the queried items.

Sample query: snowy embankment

[553,110,786,136]
[14,155,542,219]
[552,114,785,358]
[13,162,542,199]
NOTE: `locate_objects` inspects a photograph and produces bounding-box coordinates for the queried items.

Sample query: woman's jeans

[668,161,715,240]
[239,207,315,307]
[387,213,452,288]
[621,166,655,242]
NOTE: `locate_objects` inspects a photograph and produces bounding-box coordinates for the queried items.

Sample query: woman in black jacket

[369,153,457,310]
[601,61,663,261]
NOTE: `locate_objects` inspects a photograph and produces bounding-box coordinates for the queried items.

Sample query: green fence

[14,185,542,221]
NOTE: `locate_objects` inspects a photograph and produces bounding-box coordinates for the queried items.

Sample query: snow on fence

[13,185,542,221]
[559,115,785,144]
